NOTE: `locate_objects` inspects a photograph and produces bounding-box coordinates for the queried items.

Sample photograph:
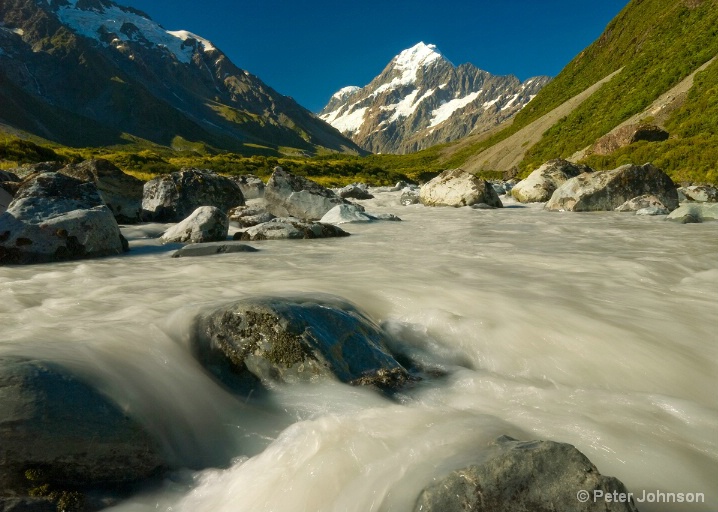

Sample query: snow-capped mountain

[319,42,550,154]
[0,0,362,154]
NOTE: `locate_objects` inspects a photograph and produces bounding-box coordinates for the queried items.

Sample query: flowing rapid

[1,192,716,512]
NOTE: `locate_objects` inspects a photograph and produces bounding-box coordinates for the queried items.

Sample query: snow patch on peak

[332,86,361,100]
[394,42,443,70]
[429,90,483,127]
[167,30,216,52]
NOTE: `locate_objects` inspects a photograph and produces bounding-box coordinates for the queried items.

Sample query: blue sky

[116,0,629,112]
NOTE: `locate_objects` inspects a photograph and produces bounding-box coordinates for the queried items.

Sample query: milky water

[1,192,716,511]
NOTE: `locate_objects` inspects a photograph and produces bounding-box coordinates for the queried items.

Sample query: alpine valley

[319,43,550,154]
[0,0,363,155]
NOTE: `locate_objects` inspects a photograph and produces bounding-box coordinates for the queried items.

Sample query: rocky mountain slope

[319,42,549,154]
[0,0,362,155]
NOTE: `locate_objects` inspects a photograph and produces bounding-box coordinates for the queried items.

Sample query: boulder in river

[0,357,166,502]
[511,159,590,203]
[420,169,502,208]
[160,206,229,244]
[231,175,265,200]
[234,218,350,240]
[615,194,669,213]
[59,159,144,224]
[193,294,411,392]
[141,169,244,222]
[414,435,638,512]
[336,182,374,200]
[0,172,127,265]
[545,163,678,212]
[171,241,259,258]
[666,203,718,223]
[229,206,276,228]
[264,167,347,220]
[679,184,717,203]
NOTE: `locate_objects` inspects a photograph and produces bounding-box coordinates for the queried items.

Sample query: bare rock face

[141,169,244,222]
[193,294,411,392]
[545,163,678,212]
[420,169,502,208]
[160,206,229,244]
[264,167,348,220]
[0,357,166,497]
[591,124,669,156]
[414,436,639,512]
[59,159,144,224]
[0,172,127,265]
[512,159,591,203]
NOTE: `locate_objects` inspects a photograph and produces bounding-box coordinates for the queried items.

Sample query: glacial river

[1,191,716,511]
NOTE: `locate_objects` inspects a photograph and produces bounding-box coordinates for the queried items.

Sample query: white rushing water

[1,191,716,511]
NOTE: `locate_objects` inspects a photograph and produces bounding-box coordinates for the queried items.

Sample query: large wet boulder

[0,173,127,265]
[336,182,374,200]
[160,206,229,244]
[666,203,718,223]
[415,436,638,512]
[234,218,350,240]
[264,167,347,220]
[231,175,265,200]
[194,294,411,391]
[679,184,717,203]
[0,357,166,499]
[545,163,678,212]
[141,169,244,222]
[615,194,669,213]
[512,159,590,203]
[59,159,144,224]
[419,169,502,208]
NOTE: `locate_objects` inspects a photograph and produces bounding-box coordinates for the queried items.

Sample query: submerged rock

[0,357,166,496]
[666,203,718,223]
[545,163,678,212]
[0,172,126,265]
[141,169,244,222]
[59,159,144,224]
[171,242,258,258]
[420,169,502,208]
[194,294,411,391]
[234,218,350,240]
[400,189,420,206]
[415,436,638,512]
[160,206,229,244]
[264,167,347,220]
[511,159,590,203]
[320,204,374,224]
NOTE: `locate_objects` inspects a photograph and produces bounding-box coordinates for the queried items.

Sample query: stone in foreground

[415,436,638,512]
[545,163,678,212]
[160,206,229,244]
[511,159,590,203]
[171,242,258,258]
[0,357,166,496]
[194,294,411,391]
[666,203,718,223]
[420,169,503,208]
[234,218,350,240]
[141,168,244,222]
[0,172,126,265]
[264,167,347,220]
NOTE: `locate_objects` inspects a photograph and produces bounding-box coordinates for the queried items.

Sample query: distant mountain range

[0,0,363,155]
[319,43,550,154]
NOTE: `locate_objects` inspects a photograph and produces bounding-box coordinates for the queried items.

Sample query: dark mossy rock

[171,241,259,258]
[0,358,167,497]
[234,218,350,240]
[193,294,411,393]
[415,436,639,512]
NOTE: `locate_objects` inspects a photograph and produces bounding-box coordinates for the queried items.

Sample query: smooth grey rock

[545,163,678,212]
[512,159,591,203]
[666,203,718,223]
[681,185,717,203]
[59,159,144,224]
[231,175,265,200]
[636,206,669,216]
[615,194,668,212]
[193,294,411,391]
[400,189,420,206]
[234,218,350,240]
[141,169,244,222]
[0,357,166,493]
[0,173,126,265]
[420,169,503,208]
[171,242,258,258]
[337,182,374,200]
[160,206,229,244]
[390,181,410,192]
[229,206,276,228]
[320,204,374,224]
[415,436,638,512]
[264,167,347,220]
